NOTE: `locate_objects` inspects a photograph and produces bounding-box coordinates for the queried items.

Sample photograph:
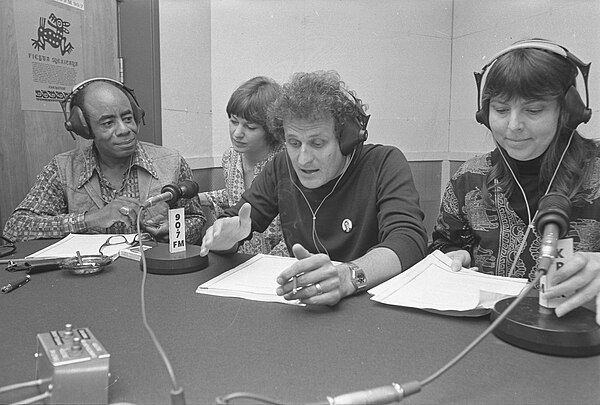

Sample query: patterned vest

[54,142,183,213]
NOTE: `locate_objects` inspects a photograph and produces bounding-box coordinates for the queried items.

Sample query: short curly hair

[267,70,368,143]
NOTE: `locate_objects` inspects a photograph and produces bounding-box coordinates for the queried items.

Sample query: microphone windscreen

[178,180,199,198]
[534,193,572,238]
[538,192,571,214]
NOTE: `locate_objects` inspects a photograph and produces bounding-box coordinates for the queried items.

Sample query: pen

[0,257,60,265]
[1,274,31,294]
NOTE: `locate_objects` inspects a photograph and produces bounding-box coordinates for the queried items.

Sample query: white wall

[159,0,212,168]
[159,0,599,171]
[161,0,453,167]
[209,0,453,162]
[450,0,600,161]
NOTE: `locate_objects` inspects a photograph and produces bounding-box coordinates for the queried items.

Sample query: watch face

[350,263,367,290]
[355,271,367,286]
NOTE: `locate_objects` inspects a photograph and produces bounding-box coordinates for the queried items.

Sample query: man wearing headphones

[429,39,600,324]
[201,70,427,306]
[3,79,205,243]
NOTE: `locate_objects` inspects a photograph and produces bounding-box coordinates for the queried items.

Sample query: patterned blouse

[429,148,600,281]
[205,144,288,256]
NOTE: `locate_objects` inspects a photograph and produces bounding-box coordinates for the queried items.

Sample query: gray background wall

[158,0,600,237]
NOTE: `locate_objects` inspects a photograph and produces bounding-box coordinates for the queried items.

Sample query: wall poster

[13,0,84,112]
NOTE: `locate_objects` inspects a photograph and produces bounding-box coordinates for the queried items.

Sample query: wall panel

[0,0,118,229]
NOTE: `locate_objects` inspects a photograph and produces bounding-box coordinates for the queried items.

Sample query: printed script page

[196,254,303,306]
[369,250,528,316]
[25,233,137,259]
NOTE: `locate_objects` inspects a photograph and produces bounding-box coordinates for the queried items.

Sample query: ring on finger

[315,282,323,295]
[119,206,131,216]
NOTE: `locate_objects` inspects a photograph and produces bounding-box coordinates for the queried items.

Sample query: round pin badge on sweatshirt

[341,219,353,233]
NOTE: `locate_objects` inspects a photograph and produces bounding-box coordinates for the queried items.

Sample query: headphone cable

[284,148,355,256]
[495,130,574,277]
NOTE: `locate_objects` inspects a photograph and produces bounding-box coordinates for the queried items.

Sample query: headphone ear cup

[339,114,368,155]
[564,85,592,129]
[475,103,490,130]
[133,103,146,126]
[123,91,146,125]
[65,106,92,139]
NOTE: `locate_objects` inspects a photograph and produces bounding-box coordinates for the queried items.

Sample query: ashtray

[61,255,115,275]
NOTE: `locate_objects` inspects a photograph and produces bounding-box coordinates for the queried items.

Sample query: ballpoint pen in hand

[1,274,31,293]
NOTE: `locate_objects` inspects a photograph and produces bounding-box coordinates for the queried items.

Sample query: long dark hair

[480,46,597,205]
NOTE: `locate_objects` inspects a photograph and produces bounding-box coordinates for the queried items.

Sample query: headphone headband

[485,40,567,69]
[474,39,592,130]
[60,77,145,140]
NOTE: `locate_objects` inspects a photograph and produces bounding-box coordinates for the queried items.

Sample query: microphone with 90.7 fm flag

[491,192,600,357]
[143,180,199,208]
[140,179,208,276]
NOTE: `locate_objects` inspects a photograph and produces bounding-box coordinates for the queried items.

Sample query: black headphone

[339,92,371,156]
[474,39,592,130]
[60,77,145,140]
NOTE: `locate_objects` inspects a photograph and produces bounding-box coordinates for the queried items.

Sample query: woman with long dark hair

[430,39,600,322]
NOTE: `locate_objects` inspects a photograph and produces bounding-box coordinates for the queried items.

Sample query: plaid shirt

[3,142,205,243]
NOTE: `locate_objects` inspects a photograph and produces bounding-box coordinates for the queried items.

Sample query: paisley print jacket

[429,151,600,281]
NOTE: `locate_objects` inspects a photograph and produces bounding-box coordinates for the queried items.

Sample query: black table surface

[1,240,598,405]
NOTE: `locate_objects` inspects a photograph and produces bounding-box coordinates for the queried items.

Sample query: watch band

[347,261,367,294]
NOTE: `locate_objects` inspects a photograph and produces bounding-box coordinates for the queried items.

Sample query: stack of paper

[196,254,303,306]
[26,233,150,261]
[369,250,528,317]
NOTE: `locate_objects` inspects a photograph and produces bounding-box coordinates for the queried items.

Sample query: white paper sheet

[196,254,304,306]
[26,233,139,259]
[369,250,528,317]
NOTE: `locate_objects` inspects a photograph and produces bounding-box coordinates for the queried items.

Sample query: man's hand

[85,197,141,230]
[200,203,252,256]
[276,244,355,306]
[141,202,169,242]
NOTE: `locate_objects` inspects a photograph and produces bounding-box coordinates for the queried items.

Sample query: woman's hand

[540,252,600,325]
[445,250,473,272]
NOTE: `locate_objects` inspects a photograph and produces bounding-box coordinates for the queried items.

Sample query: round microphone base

[142,243,208,275]
[491,297,600,357]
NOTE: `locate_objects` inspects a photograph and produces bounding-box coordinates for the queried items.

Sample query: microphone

[491,191,600,357]
[143,180,199,208]
[533,192,572,274]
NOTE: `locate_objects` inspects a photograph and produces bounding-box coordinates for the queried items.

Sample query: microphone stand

[491,193,600,357]
[140,205,208,275]
[141,181,208,275]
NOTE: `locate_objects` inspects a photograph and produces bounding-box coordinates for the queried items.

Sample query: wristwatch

[347,261,367,294]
